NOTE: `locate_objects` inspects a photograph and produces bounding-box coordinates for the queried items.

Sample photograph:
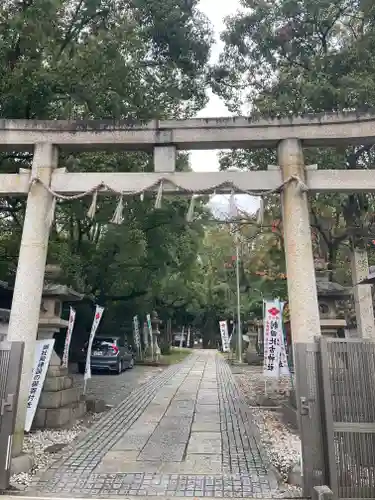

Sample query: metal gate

[295,338,375,500]
[0,341,24,490]
[294,342,328,496]
[320,338,375,500]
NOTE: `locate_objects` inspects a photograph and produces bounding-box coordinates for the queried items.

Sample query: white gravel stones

[10,413,102,489]
[235,366,302,496]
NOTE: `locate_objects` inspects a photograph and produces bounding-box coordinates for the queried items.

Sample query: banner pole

[179,326,184,349]
[235,238,242,362]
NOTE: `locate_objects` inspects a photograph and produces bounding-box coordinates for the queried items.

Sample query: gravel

[234,365,302,496]
[10,413,102,489]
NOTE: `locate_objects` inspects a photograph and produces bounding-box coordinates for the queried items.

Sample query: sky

[190,0,259,216]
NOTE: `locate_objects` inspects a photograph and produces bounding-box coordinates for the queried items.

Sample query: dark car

[78,336,134,375]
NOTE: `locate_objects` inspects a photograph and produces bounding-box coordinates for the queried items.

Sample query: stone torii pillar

[277,139,321,343]
[278,138,321,492]
[7,143,57,456]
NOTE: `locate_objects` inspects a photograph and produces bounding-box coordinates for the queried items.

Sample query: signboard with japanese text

[263,299,290,378]
[25,339,55,432]
[61,307,76,368]
[219,320,230,352]
[84,305,104,383]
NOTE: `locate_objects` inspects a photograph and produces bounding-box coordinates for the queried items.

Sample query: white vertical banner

[187,326,191,348]
[219,320,230,352]
[25,339,55,431]
[61,307,76,368]
[84,305,104,392]
[133,315,140,347]
[146,313,154,360]
[263,299,290,378]
[143,321,149,348]
[133,315,142,359]
[179,326,185,348]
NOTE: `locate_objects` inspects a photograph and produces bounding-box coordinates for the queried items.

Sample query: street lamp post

[235,234,242,363]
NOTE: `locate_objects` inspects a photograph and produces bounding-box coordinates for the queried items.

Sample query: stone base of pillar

[10,452,34,476]
[144,336,161,360]
[32,365,86,429]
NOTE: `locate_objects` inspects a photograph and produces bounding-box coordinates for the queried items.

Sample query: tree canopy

[0,0,216,340]
[2,0,375,345]
[210,0,375,292]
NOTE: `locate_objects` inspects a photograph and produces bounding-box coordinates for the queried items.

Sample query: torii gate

[2,112,375,456]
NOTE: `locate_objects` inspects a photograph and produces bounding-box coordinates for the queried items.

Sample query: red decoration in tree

[271,219,281,233]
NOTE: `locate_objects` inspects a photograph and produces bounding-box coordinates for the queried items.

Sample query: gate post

[0,341,24,489]
[7,143,57,456]
[277,138,321,343]
[278,139,322,493]
[294,342,328,494]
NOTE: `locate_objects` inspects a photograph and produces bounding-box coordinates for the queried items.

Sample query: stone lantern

[38,279,83,364]
[244,320,262,364]
[33,265,85,429]
[315,267,351,337]
[150,310,161,359]
[0,267,86,429]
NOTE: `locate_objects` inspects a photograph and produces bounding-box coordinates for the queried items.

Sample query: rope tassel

[87,189,98,219]
[154,181,163,209]
[186,195,196,222]
[111,195,124,224]
[257,196,264,226]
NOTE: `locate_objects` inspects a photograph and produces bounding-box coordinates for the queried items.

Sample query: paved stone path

[29,351,278,498]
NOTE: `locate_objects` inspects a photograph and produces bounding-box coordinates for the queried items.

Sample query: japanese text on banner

[133,315,141,348]
[61,307,76,368]
[219,320,230,352]
[25,340,55,431]
[84,305,104,381]
[263,300,290,379]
